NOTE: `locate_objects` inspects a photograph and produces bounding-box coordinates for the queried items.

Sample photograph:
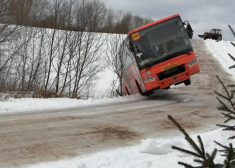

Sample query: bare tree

[105,34,127,96]
[0,0,152,98]
[53,0,75,96]
[28,0,48,27]
[7,0,33,25]
[130,15,152,30]
[27,28,46,91]
[43,0,63,93]
[68,0,107,98]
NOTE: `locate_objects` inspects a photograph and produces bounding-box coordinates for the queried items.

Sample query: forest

[0,0,151,98]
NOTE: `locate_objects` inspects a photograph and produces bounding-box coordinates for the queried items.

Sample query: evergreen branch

[215,141,235,168]
[229,65,235,69]
[214,141,229,150]
[168,115,202,156]
[224,144,235,168]
[210,149,218,163]
[216,76,233,108]
[224,118,233,123]
[193,159,204,164]
[228,53,235,61]
[221,112,235,119]
[216,97,235,115]
[228,135,235,139]
[197,136,205,156]
[205,153,213,167]
[219,112,235,123]
[216,76,235,112]
[172,146,201,158]
[216,97,228,109]
[178,161,195,168]
[230,92,234,99]
[216,124,235,132]
[215,91,230,101]
[218,108,235,117]
[231,42,235,47]
[219,108,235,116]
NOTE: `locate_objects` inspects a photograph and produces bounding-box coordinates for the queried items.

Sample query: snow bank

[0,95,145,114]
[140,138,183,155]
[205,40,235,79]
[25,128,235,168]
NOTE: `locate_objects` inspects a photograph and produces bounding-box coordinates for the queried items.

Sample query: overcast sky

[101,0,234,40]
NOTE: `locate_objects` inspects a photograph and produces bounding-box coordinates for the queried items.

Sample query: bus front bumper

[144,63,200,91]
[158,63,200,89]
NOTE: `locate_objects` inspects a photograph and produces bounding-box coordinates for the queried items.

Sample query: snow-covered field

[0,39,235,168]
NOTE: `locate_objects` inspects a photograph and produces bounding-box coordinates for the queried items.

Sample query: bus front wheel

[184,79,191,86]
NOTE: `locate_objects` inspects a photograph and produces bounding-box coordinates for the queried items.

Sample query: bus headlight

[144,76,156,83]
[188,59,196,67]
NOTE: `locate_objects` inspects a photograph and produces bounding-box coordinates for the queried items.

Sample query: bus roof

[127,14,180,36]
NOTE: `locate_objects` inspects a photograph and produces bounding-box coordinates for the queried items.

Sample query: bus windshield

[130,17,193,70]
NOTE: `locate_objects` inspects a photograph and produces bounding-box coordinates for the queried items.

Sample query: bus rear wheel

[184,79,191,86]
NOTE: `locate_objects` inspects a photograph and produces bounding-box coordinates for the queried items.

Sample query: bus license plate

[162,62,178,71]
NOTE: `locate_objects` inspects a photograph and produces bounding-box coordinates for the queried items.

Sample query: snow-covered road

[0,39,234,168]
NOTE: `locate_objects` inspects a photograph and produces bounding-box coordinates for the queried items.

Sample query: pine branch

[216,97,235,116]
[178,162,196,168]
[228,85,235,87]
[230,92,234,99]
[215,91,230,101]
[216,124,235,132]
[168,115,220,167]
[216,76,235,112]
[209,149,218,165]
[231,42,235,47]
[197,136,205,156]
[223,144,235,168]
[193,159,204,164]
[172,146,201,158]
[168,115,202,156]
[228,135,235,139]
[228,54,235,69]
[214,141,228,150]
[222,112,235,119]
[228,53,235,61]
[214,141,235,168]
[216,76,233,103]
[229,65,235,69]
[219,112,235,123]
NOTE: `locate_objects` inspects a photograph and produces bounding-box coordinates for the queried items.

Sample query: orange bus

[121,14,200,96]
